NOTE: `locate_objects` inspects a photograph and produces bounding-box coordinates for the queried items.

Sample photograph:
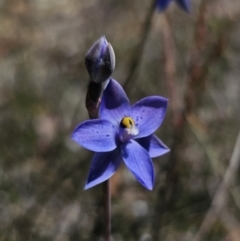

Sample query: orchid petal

[131,96,168,138]
[85,148,122,189]
[72,119,116,152]
[137,135,170,158]
[156,0,173,11]
[121,140,154,190]
[100,79,130,125]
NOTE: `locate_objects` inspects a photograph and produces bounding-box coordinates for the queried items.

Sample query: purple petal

[155,0,173,11]
[85,148,122,189]
[131,96,168,138]
[100,79,130,125]
[175,0,191,13]
[137,135,170,158]
[121,140,154,190]
[72,119,116,152]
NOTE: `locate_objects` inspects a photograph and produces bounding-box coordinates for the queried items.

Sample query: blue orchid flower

[156,0,191,13]
[72,79,169,190]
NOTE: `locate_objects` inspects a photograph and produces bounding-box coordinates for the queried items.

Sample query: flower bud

[85,36,115,84]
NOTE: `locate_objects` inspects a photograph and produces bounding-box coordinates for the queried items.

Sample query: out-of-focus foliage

[0,0,240,241]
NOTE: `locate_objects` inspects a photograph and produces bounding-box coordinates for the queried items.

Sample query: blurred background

[0,0,240,240]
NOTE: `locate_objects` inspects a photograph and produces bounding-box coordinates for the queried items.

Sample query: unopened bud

[85,36,115,84]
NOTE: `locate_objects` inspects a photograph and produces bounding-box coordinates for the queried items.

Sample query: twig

[151,1,214,239]
[192,129,240,241]
[123,0,156,93]
[161,13,180,125]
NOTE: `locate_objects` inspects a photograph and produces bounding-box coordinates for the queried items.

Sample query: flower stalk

[103,181,111,241]
[85,81,102,119]
[84,37,115,241]
[85,80,111,241]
